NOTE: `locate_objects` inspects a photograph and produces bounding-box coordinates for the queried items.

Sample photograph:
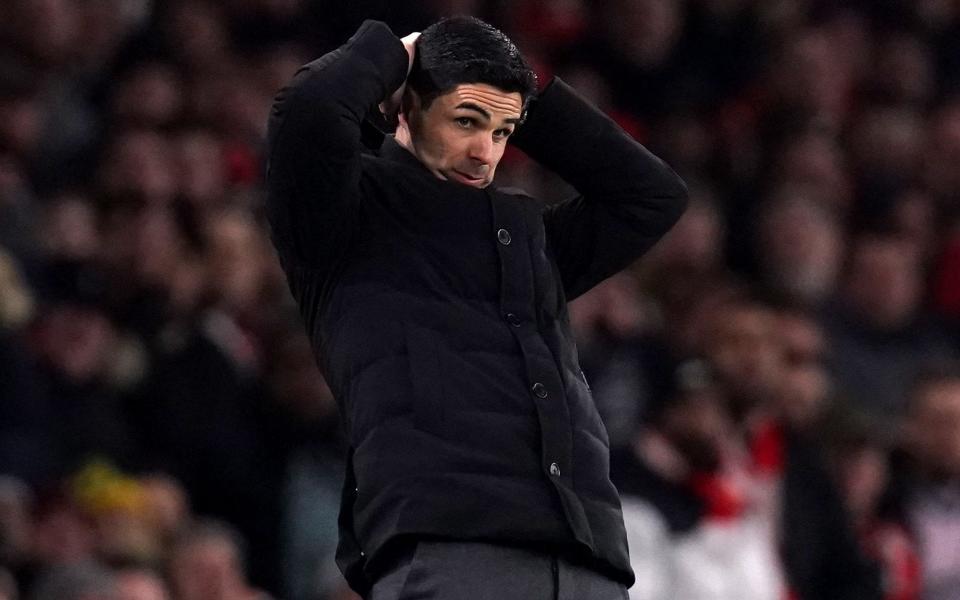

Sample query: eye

[494,128,513,139]
[455,117,474,128]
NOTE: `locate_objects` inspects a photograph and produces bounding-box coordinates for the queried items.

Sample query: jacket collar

[360,109,425,171]
[379,134,431,174]
[376,129,497,197]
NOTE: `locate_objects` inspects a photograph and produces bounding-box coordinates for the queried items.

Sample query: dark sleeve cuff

[510,76,566,148]
[346,20,410,103]
[510,77,676,193]
[510,77,611,164]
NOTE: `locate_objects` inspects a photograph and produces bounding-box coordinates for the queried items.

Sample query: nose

[467,134,494,167]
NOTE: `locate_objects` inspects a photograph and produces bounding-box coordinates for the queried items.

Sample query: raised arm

[509,78,688,301]
[265,21,412,267]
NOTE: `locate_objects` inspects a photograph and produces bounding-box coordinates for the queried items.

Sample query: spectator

[581,0,690,121]
[29,260,142,479]
[266,325,346,600]
[97,129,178,206]
[901,364,960,600]
[754,185,845,308]
[138,475,190,549]
[613,298,882,600]
[109,62,185,130]
[825,412,921,600]
[0,0,101,194]
[171,129,229,211]
[772,305,833,432]
[569,272,660,449]
[114,568,169,600]
[167,519,272,600]
[825,233,955,419]
[850,106,925,194]
[28,491,97,570]
[641,183,726,278]
[764,25,856,132]
[773,129,852,211]
[70,461,162,566]
[39,194,100,262]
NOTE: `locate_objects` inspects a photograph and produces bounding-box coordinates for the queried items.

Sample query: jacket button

[497,228,511,245]
[532,382,548,398]
[549,462,561,477]
[506,313,521,327]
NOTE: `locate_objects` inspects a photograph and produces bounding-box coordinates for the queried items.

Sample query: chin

[446,169,490,188]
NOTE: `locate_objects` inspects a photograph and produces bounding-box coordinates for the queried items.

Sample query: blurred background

[2,0,960,599]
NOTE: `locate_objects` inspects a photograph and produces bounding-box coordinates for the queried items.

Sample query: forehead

[437,83,523,118]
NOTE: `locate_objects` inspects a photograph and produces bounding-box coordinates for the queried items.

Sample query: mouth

[451,170,487,187]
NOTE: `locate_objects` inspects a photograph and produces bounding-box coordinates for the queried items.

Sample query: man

[826,232,955,418]
[900,364,960,600]
[114,567,171,600]
[614,299,882,600]
[167,519,272,600]
[265,16,687,599]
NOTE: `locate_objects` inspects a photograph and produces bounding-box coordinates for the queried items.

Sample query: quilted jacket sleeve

[265,20,408,268]
[510,78,688,301]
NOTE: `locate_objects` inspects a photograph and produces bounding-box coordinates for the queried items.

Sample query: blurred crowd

[2,0,960,599]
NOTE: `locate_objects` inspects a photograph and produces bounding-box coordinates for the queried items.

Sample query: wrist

[348,21,410,100]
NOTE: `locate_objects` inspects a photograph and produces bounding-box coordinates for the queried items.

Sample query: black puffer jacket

[265,20,687,595]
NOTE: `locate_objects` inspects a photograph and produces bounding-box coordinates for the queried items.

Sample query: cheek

[420,128,457,165]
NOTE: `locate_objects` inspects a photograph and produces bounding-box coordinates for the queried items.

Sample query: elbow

[619,147,690,225]
[626,166,690,246]
[634,156,688,229]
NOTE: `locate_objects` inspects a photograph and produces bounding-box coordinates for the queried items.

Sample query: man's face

[909,380,960,478]
[705,305,784,408]
[401,83,523,188]
[843,237,922,330]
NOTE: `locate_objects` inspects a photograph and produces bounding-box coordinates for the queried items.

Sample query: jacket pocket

[405,324,446,434]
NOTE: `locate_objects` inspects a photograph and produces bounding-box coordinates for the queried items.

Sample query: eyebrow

[455,102,522,125]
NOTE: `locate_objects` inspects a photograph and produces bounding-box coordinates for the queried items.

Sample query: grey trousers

[368,540,629,600]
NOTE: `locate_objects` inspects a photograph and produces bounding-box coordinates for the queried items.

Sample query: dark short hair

[406,16,537,114]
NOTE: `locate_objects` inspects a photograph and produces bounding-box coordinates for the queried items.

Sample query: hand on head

[380,32,421,117]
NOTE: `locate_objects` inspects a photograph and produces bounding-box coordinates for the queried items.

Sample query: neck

[392,125,436,179]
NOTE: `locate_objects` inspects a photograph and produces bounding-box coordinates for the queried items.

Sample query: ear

[394,88,419,145]
[399,87,420,127]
